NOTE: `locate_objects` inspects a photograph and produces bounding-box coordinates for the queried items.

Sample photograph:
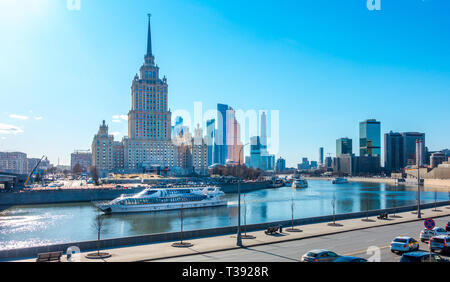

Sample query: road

[158,215,450,262]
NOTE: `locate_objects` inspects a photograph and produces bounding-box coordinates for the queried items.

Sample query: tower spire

[147,13,152,57]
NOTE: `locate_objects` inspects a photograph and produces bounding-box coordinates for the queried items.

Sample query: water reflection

[0,180,449,250]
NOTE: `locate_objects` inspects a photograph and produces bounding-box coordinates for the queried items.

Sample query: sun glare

[0,0,50,26]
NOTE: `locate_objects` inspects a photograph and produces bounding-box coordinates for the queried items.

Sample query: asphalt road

[157,215,450,262]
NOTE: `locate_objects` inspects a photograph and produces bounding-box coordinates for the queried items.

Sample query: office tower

[228,113,243,164]
[276,157,286,172]
[172,116,189,138]
[249,136,262,169]
[384,131,403,172]
[360,119,381,156]
[206,119,215,165]
[260,111,268,153]
[416,139,424,167]
[215,103,232,165]
[336,138,353,157]
[401,132,425,166]
[319,147,324,165]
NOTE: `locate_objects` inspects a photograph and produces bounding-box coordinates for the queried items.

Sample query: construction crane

[24,155,46,187]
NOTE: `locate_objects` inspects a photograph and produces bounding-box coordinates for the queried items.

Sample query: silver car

[420,227,449,242]
[301,249,340,262]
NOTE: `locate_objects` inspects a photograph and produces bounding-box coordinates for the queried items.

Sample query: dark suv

[400,251,448,262]
[430,235,450,254]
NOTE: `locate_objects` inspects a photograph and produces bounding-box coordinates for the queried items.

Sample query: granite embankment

[0,181,274,206]
[305,176,450,190]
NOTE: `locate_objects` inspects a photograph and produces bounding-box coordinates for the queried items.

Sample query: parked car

[390,236,420,253]
[420,227,449,242]
[333,256,367,262]
[446,222,450,232]
[429,235,450,254]
[301,249,340,262]
[400,251,449,263]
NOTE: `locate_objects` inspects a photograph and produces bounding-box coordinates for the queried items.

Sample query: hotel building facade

[92,15,207,177]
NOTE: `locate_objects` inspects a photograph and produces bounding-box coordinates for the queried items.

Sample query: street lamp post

[417,163,421,219]
[237,143,249,247]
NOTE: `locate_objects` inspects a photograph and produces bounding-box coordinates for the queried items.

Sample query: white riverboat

[94,187,227,214]
[292,178,308,189]
[331,177,349,184]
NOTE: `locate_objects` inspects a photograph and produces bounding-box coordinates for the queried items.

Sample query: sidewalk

[16,205,450,262]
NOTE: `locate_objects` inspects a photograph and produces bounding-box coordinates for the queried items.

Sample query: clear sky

[0,0,449,167]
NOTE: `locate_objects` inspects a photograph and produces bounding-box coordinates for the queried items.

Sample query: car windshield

[435,228,445,232]
[306,252,318,257]
[394,238,407,243]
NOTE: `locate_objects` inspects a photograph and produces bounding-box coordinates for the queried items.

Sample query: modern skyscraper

[275,157,286,172]
[319,147,324,165]
[402,132,425,166]
[215,103,231,165]
[249,136,262,169]
[260,111,268,153]
[359,119,381,156]
[205,119,215,165]
[336,138,353,157]
[384,131,403,172]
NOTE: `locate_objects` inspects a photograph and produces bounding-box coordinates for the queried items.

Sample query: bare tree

[291,196,295,229]
[72,163,83,176]
[331,192,336,225]
[286,195,301,232]
[391,185,400,218]
[90,166,100,186]
[92,213,105,256]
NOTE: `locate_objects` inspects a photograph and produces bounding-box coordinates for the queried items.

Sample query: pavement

[14,205,450,262]
[159,215,450,262]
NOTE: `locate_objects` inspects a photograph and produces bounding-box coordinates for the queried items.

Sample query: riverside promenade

[13,204,450,262]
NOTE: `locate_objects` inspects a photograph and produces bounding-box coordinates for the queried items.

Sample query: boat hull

[95,199,228,214]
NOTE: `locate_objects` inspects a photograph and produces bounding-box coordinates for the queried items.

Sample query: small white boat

[332,177,348,184]
[292,179,308,189]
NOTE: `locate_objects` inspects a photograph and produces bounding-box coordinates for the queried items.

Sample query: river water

[0,180,449,250]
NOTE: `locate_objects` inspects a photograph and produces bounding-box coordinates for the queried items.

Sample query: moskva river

[0,180,448,250]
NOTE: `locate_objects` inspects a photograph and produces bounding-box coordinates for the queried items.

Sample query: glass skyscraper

[359,119,381,156]
[336,138,353,157]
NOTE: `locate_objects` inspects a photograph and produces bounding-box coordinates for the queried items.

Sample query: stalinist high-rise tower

[122,14,177,171]
[128,14,171,140]
[92,15,208,176]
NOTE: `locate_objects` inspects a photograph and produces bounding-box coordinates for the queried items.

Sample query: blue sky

[0,0,449,167]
